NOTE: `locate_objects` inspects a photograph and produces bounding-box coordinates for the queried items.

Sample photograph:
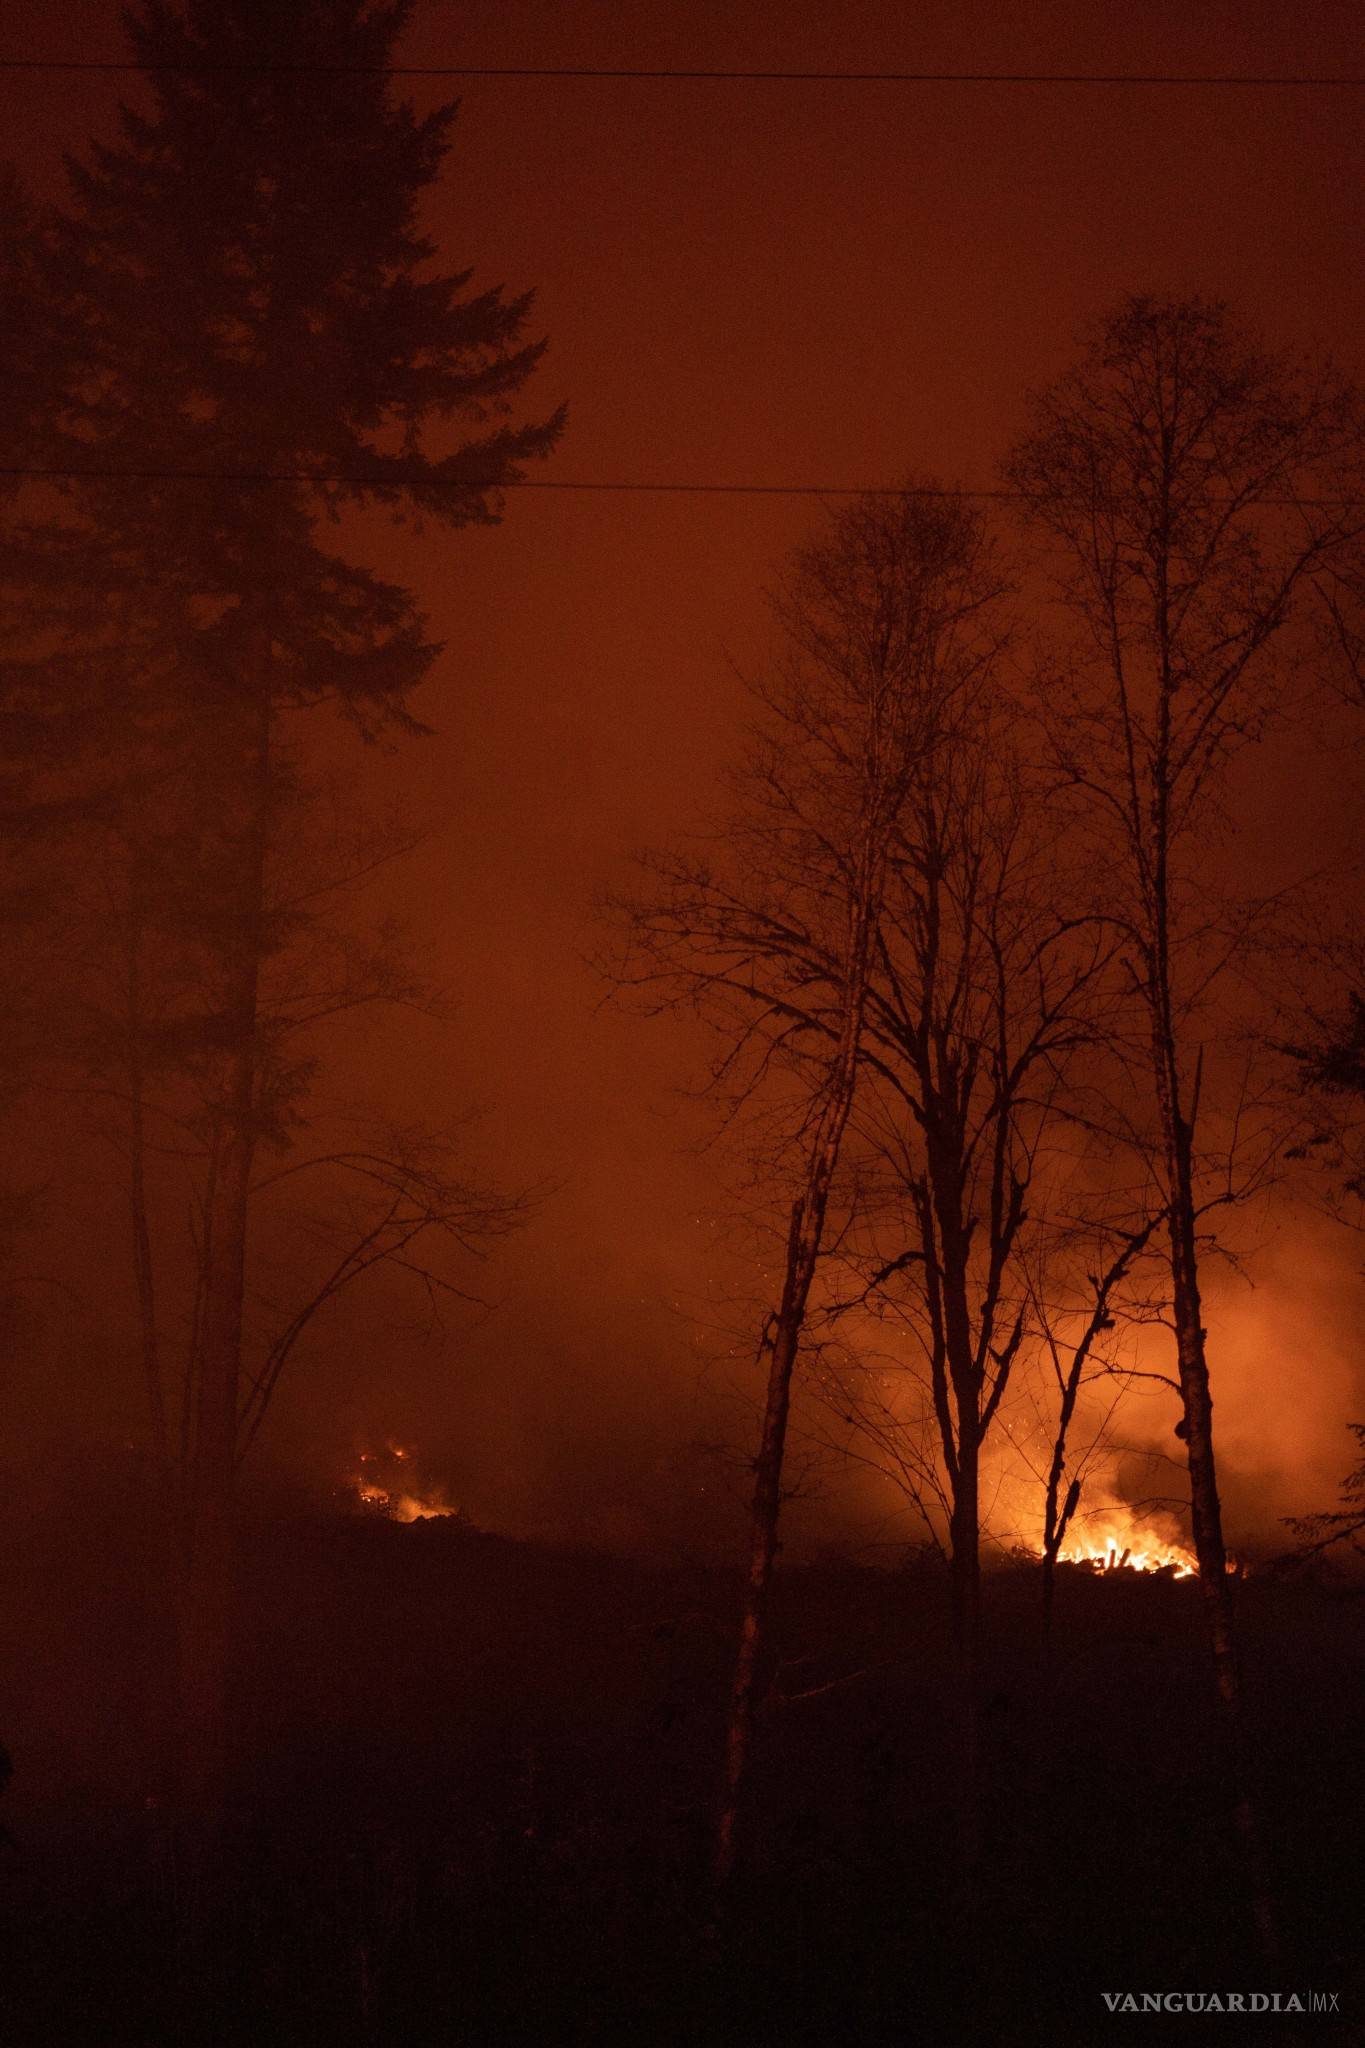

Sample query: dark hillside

[1,1485,1361,2043]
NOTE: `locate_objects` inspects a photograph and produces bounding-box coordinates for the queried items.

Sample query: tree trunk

[948,1418,982,1873]
[949,1441,981,1648]
[178,1052,252,1816]
[1041,1474,1081,1644]
[125,899,169,1475]
[177,688,271,1826]
[713,856,879,1886]
[713,1230,804,1888]
[1153,1025,1279,1966]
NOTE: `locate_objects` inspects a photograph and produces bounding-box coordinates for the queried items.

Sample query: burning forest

[2,3,1365,2043]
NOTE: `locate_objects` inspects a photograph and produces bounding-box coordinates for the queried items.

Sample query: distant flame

[349,1445,459,1523]
[388,1491,458,1524]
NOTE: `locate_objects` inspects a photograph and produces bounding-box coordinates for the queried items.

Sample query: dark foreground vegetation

[1,1472,1361,2046]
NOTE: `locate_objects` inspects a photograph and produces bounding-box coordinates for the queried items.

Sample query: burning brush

[347,1443,461,1524]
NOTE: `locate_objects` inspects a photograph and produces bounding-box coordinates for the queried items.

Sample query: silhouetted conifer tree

[13,0,563,1821]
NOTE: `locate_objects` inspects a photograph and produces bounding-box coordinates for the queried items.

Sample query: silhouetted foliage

[1295,994,1365,1099]
[1287,1422,1365,1564]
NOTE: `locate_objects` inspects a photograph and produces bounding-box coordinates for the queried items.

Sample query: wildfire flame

[1056,1502,1197,1578]
[1060,1531,1197,1577]
[350,1444,459,1524]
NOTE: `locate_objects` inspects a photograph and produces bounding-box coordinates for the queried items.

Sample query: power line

[1,60,1364,87]
[0,463,1012,498]
[0,464,1354,510]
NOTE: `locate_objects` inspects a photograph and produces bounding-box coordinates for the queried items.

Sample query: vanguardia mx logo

[1102,1991,1342,2014]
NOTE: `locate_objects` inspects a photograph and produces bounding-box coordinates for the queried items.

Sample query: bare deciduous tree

[614,486,1001,1881]
[1005,291,1358,1958]
[801,708,1119,1859]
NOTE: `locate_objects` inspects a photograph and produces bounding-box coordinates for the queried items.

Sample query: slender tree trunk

[1152,1012,1279,1965]
[178,1049,253,1816]
[948,1414,983,1872]
[1042,1360,1084,1638]
[182,1125,222,1498]
[713,1209,813,1887]
[932,1158,986,1866]
[948,1439,981,1648]
[178,688,271,1826]
[125,903,169,1475]
[1039,1216,1160,1636]
[713,861,879,1887]
[1041,1474,1081,1644]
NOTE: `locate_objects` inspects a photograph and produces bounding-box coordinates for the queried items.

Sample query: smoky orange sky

[6,0,1365,1553]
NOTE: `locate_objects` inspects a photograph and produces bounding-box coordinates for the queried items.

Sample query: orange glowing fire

[350,1444,459,1524]
[1056,1503,1197,1578]
[1060,1531,1197,1577]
